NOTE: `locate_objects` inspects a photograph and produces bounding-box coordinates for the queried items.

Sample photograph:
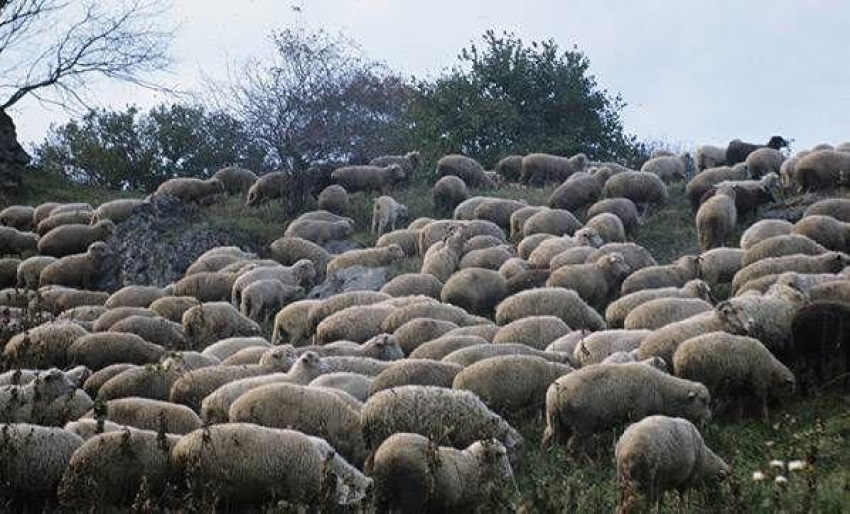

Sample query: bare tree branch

[0,0,174,111]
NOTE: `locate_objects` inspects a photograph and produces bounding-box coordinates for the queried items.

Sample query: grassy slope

[4,170,849,512]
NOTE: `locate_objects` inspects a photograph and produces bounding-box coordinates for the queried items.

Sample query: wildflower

[752,471,766,481]
[775,475,788,486]
[788,460,807,471]
[769,459,785,470]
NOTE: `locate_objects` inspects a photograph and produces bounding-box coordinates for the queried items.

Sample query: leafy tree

[32,103,267,191]
[222,27,412,170]
[407,30,643,170]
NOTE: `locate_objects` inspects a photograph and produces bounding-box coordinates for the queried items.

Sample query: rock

[0,110,30,192]
[308,265,388,299]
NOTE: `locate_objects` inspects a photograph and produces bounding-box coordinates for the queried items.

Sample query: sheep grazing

[441,267,508,316]
[437,154,496,188]
[696,183,737,251]
[673,332,795,420]
[804,198,850,222]
[794,215,850,252]
[695,144,727,171]
[640,154,693,183]
[571,329,652,367]
[69,333,166,370]
[37,210,93,235]
[740,218,793,250]
[153,177,225,204]
[182,302,262,347]
[731,251,850,292]
[685,163,750,211]
[171,424,371,507]
[620,255,702,295]
[473,198,527,231]
[0,226,38,256]
[496,287,606,332]
[38,242,111,289]
[316,184,349,215]
[361,385,523,465]
[548,171,602,211]
[725,135,789,165]
[370,150,421,179]
[602,171,668,212]
[0,205,35,230]
[492,316,572,350]
[0,424,84,496]
[211,165,258,195]
[542,363,711,453]
[745,147,786,178]
[371,195,408,236]
[623,297,713,331]
[742,235,828,268]
[523,209,582,237]
[240,279,304,324]
[0,369,79,423]
[453,355,572,415]
[496,154,523,182]
[586,198,641,236]
[700,173,778,219]
[432,175,469,213]
[548,252,630,309]
[520,153,588,186]
[615,416,729,511]
[372,433,513,513]
[245,171,286,207]
[332,164,406,194]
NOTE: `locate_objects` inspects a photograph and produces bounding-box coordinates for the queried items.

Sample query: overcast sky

[8,0,850,152]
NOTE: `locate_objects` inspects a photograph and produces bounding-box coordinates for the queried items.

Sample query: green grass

[0,169,136,208]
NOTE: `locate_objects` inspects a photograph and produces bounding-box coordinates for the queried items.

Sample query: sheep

[0,423,83,496]
[36,210,94,235]
[697,183,737,251]
[602,171,668,211]
[369,359,463,395]
[418,220,467,253]
[371,195,408,236]
[453,355,572,415]
[13,255,53,289]
[381,301,478,333]
[95,363,182,402]
[361,385,522,467]
[2,321,89,368]
[624,298,714,331]
[239,279,303,324]
[673,332,794,419]
[149,295,201,323]
[509,206,547,240]
[432,175,469,213]
[440,267,508,316]
[620,255,702,295]
[740,219,793,250]
[570,330,652,367]
[545,330,589,357]
[326,245,406,276]
[495,155,523,182]
[372,433,513,513]
[308,291,393,333]
[745,147,786,178]
[68,332,165,370]
[153,177,225,204]
[370,150,421,177]
[381,273,443,299]
[700,173,779,219]
[0,226,38,256]
[498,258,531,282]
[421,229,466,283]
[776,272,847,294]
[527,236,578,268]
[742,235,828,267]
[457,244,515,269]
[182,302,262,347]
[317,303,400,344]
[0,366,90,388]
[804,198,850,222]
[473,198,527,231]
[496,287,606,331]
[57,428,180,509]
[409,335,490,361]
[790,301,850,394]
[35,286,108,314]
[809,280,850,304]
[101,285,163,310]
[794,215,850,252]
[283,218,354,245]
[587,243,658,275]
[548,171,602,211]
[523,208,583,237]
[548,252,631,309]
[32,202,61,225]
[515,234,551,261]
[307,372,371,402]
[231,260,315,307]
[62,418,132,440]
[640,154,692,183]
[436,154,495,188]
[200,336,271,362]
[606,279,712,328]
[0,369,79,423]
[693,248,741,287]
[91,307,156,333]
[38,242,111,289]
[0,205,35,230]
[541,363,711,452]
[637,308,741,364]
[685,163,750,211]
[615,416,729,511]
[463,234,502,253]
[0,257,18,288]
[548,247,600,271]
[520,153,588,186]
[241,171,284,206]
[492,316,572,350]
[90,198,149,224]
[585,212,626,243]
[443,324,500,341]
[725,136,789,165]
[589,162,630,187]
[171,424,371,506]
[731,252,850,291]
[269,236,331,282]
[375,228,419,257]
[331,163,406,194]
[109,315,187,350]
[695,144,727,171]
[228,382,366,465]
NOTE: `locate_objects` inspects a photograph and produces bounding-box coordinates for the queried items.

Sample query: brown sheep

[39,243,111,289]
[316,185,349,215]
[332,164,406,194]
[520,153,588,186]
[696,183,737,251]
[37,220,115,257]
[437,154,495,188]
[586,198,641,235]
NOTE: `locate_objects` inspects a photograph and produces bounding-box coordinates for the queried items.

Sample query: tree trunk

[0,110,31,193]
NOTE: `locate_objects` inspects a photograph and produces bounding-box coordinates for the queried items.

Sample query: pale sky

[8,0,850,152]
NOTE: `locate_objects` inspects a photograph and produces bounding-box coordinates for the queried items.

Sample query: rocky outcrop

[0,110,30,192]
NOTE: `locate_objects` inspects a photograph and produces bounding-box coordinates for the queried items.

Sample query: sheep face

[767,136,790,150]
[472,438,514,482]
[364,334,404,361]
[715,302,754,334]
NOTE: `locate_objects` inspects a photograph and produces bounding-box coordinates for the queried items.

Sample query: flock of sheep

[0,134,849,512]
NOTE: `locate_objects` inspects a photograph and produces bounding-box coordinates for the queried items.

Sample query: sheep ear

[687,391,697,399]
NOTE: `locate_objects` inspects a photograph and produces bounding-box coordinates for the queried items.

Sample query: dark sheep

[725,136,789,165]
[790,301,850,395]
